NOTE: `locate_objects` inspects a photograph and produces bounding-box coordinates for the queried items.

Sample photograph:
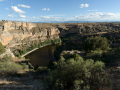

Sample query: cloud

[32,17,39,19]
[18,4,31,8]
[11,6,26,13]
[47,8,50,10]
[80,4,89,8]
[74,12,120,21]
[42,8,50,11]
[42,8,46,10]
[7,15,14,18]
[40,16,60,19]
[40,16,71,22]
[47,14,65,17]
[0,0,4,1]
[19,14,26,18]
[5,8,9,10]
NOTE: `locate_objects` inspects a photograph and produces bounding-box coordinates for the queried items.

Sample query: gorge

[1,21,120,65]
[0,21,120,89]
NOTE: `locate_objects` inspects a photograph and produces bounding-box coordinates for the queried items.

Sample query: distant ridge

[32,21,120,23]
[32,21,96,23]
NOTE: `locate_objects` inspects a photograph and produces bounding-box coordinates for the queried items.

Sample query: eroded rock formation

[0,21,60,48]
[0,21,120,48]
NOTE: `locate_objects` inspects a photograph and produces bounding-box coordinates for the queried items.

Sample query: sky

[0,0,120,22]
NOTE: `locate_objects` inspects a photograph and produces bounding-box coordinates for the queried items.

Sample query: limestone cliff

[0,21,60,48]
[0,21,120,48]
[54,23,120,37]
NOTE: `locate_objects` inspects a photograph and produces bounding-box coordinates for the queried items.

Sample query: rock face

[3,21,37,31]
[0,21,60,47]
[1,21,120,48]
[55,23,120,37]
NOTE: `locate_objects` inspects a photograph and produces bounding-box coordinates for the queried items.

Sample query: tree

[47,59,54,69]
[83,36,109,52]
[0,42,5,55]
[44,54,110,90]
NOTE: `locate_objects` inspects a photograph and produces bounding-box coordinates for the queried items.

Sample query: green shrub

[85,50,103,60]
[47,59,54,69]
[21,63,29,70]
[0,55,22,76]
[0,54,13,62]
[37,66,48,73]
[0,62,22,76]
[22,47,27,54]
[44,54,111,90]
[0,42,5,54]
[83,36,109,52]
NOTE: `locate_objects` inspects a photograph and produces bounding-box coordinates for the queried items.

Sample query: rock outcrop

[0,21,120,48]
[55,23,120,37]
[0,21,60,47]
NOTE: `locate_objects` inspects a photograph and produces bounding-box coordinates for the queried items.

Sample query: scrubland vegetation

[0,55,29,76]
[1,23,120,89]
[0,43,29,76]
[46,32,120,90]
[0,55,22,76]
[44,54,111,90]
[0,42,5,55]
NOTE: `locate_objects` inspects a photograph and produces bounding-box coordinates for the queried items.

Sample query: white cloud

[47,8,50,10]
[0,0,4,1]
[11,6,26,13]
[7,15,14,18]
[32,17,39,19]
[80,4,89,8]
[74,12,120,21]
[42,8,46,10]
[42,8,50,11]
[40,16,60,19]
[18,4,31,8]
[47,14,65,16]
[5,8,9,10]
[84,4,89,7]
[19,14,26,18]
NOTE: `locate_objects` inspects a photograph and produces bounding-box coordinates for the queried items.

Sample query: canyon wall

[55,23,120,37]
[0,21,120,48]
[0,21,60,48]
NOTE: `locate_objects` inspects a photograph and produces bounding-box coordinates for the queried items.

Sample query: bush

[0,55,22,76]
[36,66,48,73]
[85,50,103,61]
[21,63,29,70]
[47,59,54,69]
[0,54,13,62]
[83,36,109,52]
[44,54,111,90]
[0,42,5,54]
